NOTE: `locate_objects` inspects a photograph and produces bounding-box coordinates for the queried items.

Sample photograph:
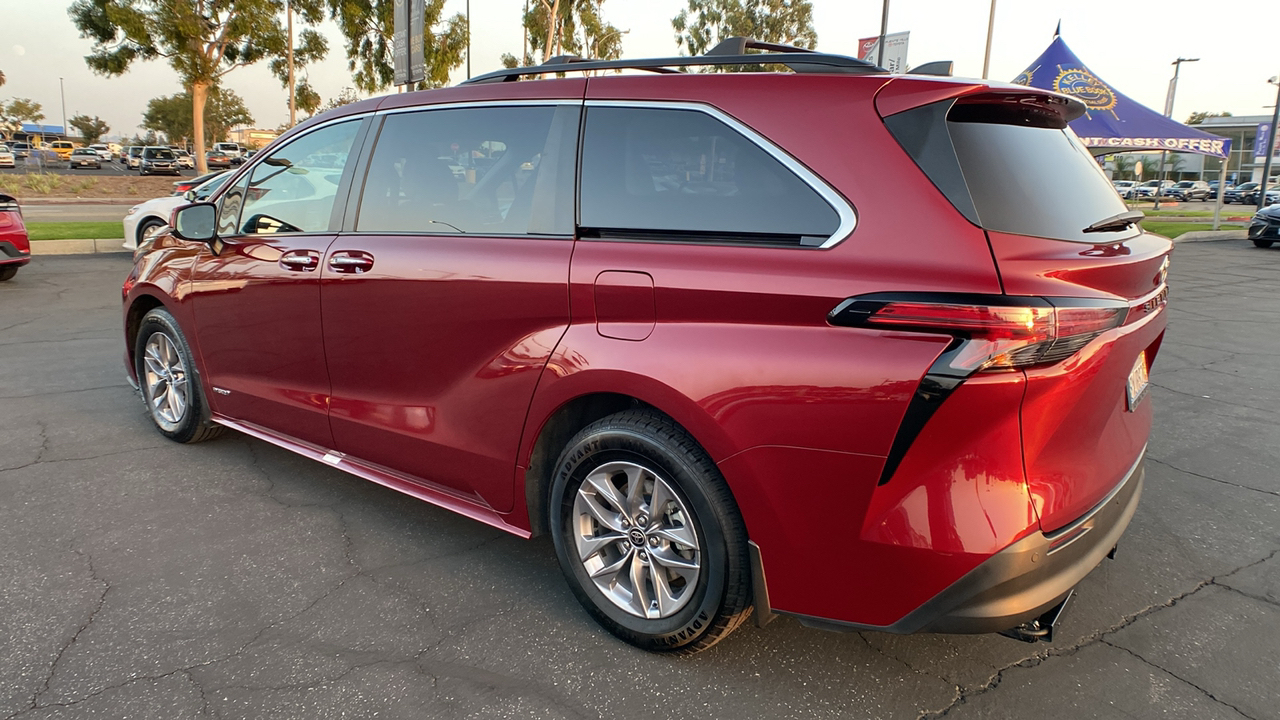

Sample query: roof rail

[461,36,884,85]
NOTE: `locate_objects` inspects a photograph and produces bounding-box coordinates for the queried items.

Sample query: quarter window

[355,105,561,235]
[578,106,840,245]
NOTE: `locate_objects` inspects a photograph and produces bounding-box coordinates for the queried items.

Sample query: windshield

[145,148,175,159]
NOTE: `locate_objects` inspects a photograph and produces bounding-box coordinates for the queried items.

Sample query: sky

[2,0,1277,141]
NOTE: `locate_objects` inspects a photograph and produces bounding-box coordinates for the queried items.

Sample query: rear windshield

[947,120,1130,243]
[885,96,1135,243]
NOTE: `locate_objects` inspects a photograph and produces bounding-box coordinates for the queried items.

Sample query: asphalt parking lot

[0,164,199,178]
[0,244,1277,720]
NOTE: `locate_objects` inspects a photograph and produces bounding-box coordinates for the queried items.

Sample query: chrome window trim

[583,99,857,249]
[376,98,581,116]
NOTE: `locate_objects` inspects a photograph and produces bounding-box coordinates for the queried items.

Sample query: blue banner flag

[1013,36,1231,159]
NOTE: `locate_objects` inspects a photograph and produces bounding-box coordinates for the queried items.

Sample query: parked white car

[0,145,14,168]
[122,171,230,250]
[88,144,114,161]
[174,149,195,169]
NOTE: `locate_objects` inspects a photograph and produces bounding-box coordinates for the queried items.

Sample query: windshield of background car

[73,149,95,155]
[193,173,231,201]
[130,148,143,156]
[947,113,1130,243]
[145,148,175,160]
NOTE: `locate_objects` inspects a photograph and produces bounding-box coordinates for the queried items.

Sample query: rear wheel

[134,308,223,443]
[0,266,17,282]
[549,409,752,654]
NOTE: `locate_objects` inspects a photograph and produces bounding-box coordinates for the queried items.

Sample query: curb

[30,238,130,255]
[1175,229,1248,243]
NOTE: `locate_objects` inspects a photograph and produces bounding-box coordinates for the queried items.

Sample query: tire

[549,409,752,654]
[0,266,17,282]
[1255,239,1275,248]
[134,308,223,443]
[136,218,166,246]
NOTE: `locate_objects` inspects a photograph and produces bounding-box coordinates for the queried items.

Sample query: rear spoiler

[876,76,1087,124]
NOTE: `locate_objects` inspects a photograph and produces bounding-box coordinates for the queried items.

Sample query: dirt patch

[0,173,184,200]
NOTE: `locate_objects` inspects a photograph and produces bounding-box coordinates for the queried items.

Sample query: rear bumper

[1,241,31,267]
[793,450,1144,635]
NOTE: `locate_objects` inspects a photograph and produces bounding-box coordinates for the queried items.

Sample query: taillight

[829,295,1127,372]
[830,292,1132,485]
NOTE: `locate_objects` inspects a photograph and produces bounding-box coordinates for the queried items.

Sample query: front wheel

[549,409,752,654]
[1254,239,1275,248]
[134,308,223,443]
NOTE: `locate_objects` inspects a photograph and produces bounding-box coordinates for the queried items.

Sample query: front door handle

[279,250,320,272]
[327,250,375,274]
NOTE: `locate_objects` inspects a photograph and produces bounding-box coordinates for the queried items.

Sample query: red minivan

[122,40,1168,653]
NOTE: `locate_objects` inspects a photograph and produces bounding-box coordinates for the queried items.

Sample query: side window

[355,105,561,235]
[239,120,361,234]
[579,106,840,245]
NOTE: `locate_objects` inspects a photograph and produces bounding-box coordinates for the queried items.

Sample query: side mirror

[183,189,197,202]
[171,202,217,244]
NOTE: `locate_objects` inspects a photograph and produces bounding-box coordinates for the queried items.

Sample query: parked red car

[122,39,1169,653]
[0,194,30,281]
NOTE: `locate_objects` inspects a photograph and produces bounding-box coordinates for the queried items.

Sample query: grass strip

[27,221,124,241]
[1143,221,1243,239]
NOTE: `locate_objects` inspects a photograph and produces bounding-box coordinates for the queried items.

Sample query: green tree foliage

[69,114,110,144]
[69,0,324,172]
[1185,111,1232,125]
[672,0,816,71]
[325,0,467,92]
[294,80,322,117]
[320,87,362,112]
[1108,153,1134,181]
[514,0,625,65]
[142,88,253,146]
[4,98,45,124]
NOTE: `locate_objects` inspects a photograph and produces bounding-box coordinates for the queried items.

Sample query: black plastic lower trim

[785,452,1144,636]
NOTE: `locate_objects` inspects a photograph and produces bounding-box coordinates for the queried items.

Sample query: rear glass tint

[886,98,1136,243]
[947,120,1131,242]
[579,106,839,245]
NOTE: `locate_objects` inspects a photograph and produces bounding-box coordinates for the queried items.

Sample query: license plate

[1126,352,1150,411]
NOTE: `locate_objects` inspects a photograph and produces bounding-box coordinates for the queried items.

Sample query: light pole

[466,0,471,79]
[1153,57,1198,210]
[876,0,889,68]
[1258,76,1280,212]
[981,0,997,80]
[287,0,295,126]
[59,77,67,138]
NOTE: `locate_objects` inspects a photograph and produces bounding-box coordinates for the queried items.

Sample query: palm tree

[1110,153,1134,180]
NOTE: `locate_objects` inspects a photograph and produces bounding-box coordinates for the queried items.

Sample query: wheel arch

[124,291,174,374]
[134,214,168,245]
[519,371,742,538]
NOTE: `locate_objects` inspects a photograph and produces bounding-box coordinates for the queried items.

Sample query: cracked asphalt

[1,243,1278,720]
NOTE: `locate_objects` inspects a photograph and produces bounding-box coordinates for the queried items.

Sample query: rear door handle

[327,250,375,274]
[279,250,320,272]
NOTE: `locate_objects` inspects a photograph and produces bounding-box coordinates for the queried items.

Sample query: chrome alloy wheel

[571,461,701,619]
[142,332,189,427]
[141,222,165,242]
